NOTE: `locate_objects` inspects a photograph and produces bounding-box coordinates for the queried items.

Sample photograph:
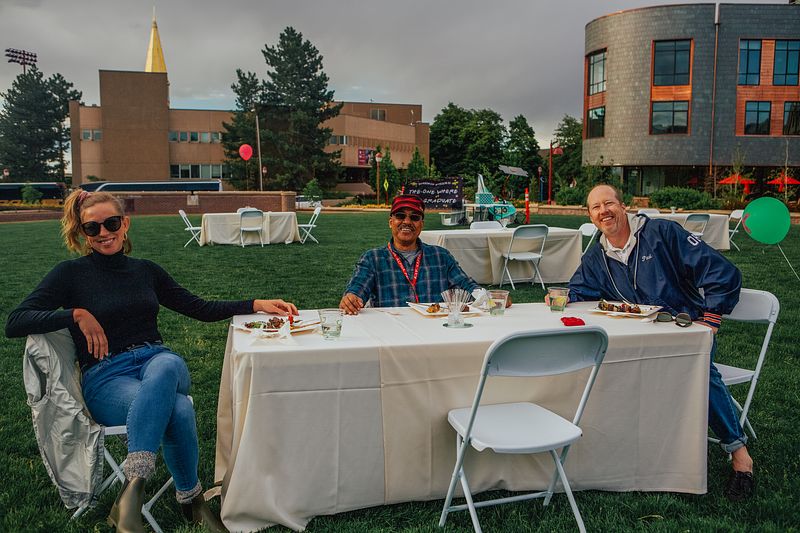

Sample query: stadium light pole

[5,48,37,73]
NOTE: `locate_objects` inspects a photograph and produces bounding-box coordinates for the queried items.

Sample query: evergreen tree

[429,102,471,177]
[504,115,542,198]
[0,67,79,182]
[551,114,584,193]
[368,146,401,204]
[222,69,262,190]
[405,147,428,180]
[261,27,342,190]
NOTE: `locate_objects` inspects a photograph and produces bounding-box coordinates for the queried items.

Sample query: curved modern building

[583,3,800,195]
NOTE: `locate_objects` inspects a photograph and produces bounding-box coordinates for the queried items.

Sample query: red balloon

[239,144,253,161]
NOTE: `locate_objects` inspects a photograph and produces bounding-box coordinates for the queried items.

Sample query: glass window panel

[739,40,761,85]
[211,132,221,143]
[745,101,770,135]
[190,132,199,142]
[588,50,606,95]
[200,164,211,178]
[82,129,91,141]
[93,130,102,141]
[200,132,210,143]
[211,165,222,178]
[168,131,178,142]
[654,40,691,86]
[170,165,180,178]
[179,131,188,142]
[784,102,800,135]
[190,164,200,178]
[180,165,190,178]
[587,107,604,138]
[652,111,671,134]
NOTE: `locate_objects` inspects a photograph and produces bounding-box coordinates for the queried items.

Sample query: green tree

[21,183,43,204]
[369,146,402,204]
[549,114,584,198]
[0,67,80,182]
[504,115,542,198]
[405,147,428,180]
[261,27,342,190]
[429,103,471,178]
[222,69,262,190]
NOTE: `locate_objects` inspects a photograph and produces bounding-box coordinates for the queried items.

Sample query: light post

[537,165,544,204]
[548,141,563,205]
[254,107,263,191]
[5,48,37,73]
[374,151,383,205]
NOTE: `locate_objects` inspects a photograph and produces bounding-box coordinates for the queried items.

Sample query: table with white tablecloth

[420,227,582,285]
[647,213,730,250]
[199,212,300,246]
[214,303,712,532]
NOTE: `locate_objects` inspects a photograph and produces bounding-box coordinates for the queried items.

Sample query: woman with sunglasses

[6,189,297,532]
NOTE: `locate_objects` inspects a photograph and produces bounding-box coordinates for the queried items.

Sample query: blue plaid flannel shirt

[344,240,480,307]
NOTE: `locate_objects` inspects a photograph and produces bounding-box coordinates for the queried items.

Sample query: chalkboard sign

[405,177,463,209]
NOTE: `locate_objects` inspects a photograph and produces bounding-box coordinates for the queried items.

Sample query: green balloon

[742,197,791,245]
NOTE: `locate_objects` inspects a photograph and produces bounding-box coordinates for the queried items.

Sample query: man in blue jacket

[568,184,754,500]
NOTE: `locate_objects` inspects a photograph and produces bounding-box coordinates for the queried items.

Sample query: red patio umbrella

[719,173,756,194]
[767,173,800,192]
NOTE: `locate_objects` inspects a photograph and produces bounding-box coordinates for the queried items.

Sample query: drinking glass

[547,287,570,312]
[487,290,509,316]
[318,308,344,339]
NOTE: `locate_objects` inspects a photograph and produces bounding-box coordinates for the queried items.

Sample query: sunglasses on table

[392,212,423,222]
[81,216,123,237]
[655,311,692,327]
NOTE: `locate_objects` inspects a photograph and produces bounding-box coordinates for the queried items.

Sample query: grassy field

[1,211,798,532]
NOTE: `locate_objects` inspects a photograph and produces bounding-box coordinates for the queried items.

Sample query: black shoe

[725,470,755,501]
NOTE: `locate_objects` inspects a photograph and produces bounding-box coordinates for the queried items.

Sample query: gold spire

[144,8,167,73]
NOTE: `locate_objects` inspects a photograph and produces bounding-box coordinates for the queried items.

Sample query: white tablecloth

[214,303,713,532]
[199,212,300,246]
[420,227,582,284]
[648,213,730,250]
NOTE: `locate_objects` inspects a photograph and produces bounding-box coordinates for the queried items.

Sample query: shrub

[20,183,43,205]
[648,187,719,210]
[555,186,588,206]
[301,178,323,202]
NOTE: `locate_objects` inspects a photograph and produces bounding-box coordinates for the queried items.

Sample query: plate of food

[591,299,661,318]
[406,302,482,317]
[237,316,320,334]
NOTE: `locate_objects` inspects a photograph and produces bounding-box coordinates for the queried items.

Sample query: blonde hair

[61,189,132,255]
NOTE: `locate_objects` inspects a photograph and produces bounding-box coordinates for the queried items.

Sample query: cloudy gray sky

[0,0,780,143]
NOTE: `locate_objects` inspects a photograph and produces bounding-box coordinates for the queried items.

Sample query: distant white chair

[470,220,503,230]
[178,210,201,247]
[298,205,322,244]
[239,209,265,247]
[711,289,779,443]
[683,213,710,239]
[236,206,255,214]
[729,209,744,251]
[579,223,598,254]
[439,326,609,533]
[637,208,660,215]
[500,224,548,290]
[440,210,466,226]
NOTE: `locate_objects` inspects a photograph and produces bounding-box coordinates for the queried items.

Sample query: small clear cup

[547,287,570,312]
[487,290,509,316]
[318,308,344,339]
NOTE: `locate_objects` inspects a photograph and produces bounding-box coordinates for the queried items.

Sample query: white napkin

[471,288,489,308]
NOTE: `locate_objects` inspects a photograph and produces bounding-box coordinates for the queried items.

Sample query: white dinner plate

[406,302,482,317]
[235,319,320,334]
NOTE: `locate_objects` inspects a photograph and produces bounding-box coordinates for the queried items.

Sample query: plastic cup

[547,287,569,312]
[488,290,509,316]
[318,308,343,339]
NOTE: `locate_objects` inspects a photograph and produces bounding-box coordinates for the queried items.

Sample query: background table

[199,212,300,246]
[420,227,582,284]
[215,303,712,532]
[648,213,730,250]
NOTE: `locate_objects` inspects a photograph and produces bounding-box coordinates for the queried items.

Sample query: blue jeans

[81,343,199,491]
[709,338,747,453]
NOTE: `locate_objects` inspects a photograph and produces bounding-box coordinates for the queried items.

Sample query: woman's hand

[254,299,298,316]
[73,308,108,359]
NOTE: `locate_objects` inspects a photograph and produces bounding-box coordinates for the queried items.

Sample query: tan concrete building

[69,14,429,188]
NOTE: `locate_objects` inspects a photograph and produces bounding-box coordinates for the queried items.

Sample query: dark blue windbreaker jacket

[569,215,741,319]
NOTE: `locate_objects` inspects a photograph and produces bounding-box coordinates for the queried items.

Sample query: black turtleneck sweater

[5,251,254,370]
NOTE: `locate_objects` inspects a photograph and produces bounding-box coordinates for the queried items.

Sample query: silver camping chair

[637,208,660,215]
[710,289,779,443]
[239,209,265,247]
[24,330,177,533]
[178,210,201,247]
[683,213,710,239]
[729,209,744,251]
[579,223,598,254]
[499,224,548,290]
[470,220,503,230]
[298,205,322,244]
[439,326,609,533]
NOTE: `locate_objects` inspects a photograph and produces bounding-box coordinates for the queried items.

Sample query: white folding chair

[579,223,598,254]
[499,224,548,290]
[178,210,201,247]
[298,205,322,244]
[711,289,779,442]
[239,209,265,247]
[637,208,660,215]
[683,213,710,239]
[470,220,503,230]
[729,209,744,251]
[439,326,609,533]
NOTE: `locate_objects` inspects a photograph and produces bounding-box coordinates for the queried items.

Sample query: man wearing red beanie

[340,194,485,313]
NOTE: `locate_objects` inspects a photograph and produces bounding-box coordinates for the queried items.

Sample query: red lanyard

[387,244,423,302]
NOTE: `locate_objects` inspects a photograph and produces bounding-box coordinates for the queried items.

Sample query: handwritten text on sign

[406,178,463,209]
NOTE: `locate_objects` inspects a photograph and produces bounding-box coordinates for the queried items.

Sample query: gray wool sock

[175,481,203,504]
[123,450,156,480]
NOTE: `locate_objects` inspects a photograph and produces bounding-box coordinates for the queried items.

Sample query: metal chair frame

[579,223,598,254]
[729,209,744,251]
[298,205,322,244]
[178,210,201,247]
[499,224,548,290]
[239,209,265,247]
[683,213,710,239]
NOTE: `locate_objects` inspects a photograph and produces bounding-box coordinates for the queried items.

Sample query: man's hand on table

[254,299,298,316]
[340,293,364,315]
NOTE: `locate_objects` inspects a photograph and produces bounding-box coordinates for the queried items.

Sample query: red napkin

[561,317,585,327]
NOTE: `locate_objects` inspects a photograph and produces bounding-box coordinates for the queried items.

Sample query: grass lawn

[1,211,798,532]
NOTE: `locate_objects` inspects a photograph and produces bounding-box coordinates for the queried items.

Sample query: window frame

[650,101,689,135]
[588,49,607,95]
[653,39,692,86]
[784,102,800,136]
[744,101,771,135]
[738,40,762,86]
[773,40,800,86]
[586,107,605,138]
[168,131,178,142]
[370,109,386,121]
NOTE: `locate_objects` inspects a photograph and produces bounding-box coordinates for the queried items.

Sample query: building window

[189,132,199,143]
[739,40,761,85]
[179,164,190,178]
[370,109,386,121]
[200,132,211,143]
[168,131,178,142]
[745,101,771,135]
[653,40,691,86]
[92,130,102,141]
[586,107,605,138]
[170,164,180,178]
[588,49,606,95]
[774,41,800,86]
[179,131,188,142]
[785,102,800,135]
[328,134,347,145]
[81,129,91,141]
[211,132,221,143]
[651,101,689,134]
[82,129,102,141]
[211,164,222,178]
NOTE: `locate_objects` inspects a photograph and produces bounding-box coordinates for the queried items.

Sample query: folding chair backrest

[637,208,660,215]
[308,205,322,224]
[579,223,598,253]
[684,213,710,234]
[240,209,263,230]
[730,209,744,221]
[723,288,779,325]
[508,224,548,254]
[179,209,193,228]
[470,220,502,230]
